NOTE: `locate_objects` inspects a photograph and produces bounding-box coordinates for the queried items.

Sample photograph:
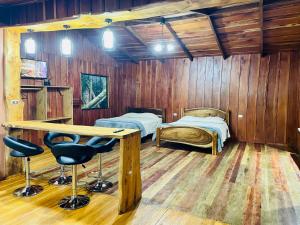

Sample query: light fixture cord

[161,22,164,43]
[65,27,68,38]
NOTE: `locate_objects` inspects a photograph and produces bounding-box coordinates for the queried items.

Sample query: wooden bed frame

[127,107,166,123]
[156,108,230,155]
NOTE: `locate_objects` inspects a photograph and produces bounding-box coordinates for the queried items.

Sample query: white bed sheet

[171,116,230,144]
[120,113,162,136]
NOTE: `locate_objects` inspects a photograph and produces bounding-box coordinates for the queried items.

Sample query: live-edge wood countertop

[2,121,140,139]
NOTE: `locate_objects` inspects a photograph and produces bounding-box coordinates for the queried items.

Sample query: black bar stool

[3,136,44,197]
[52,143,95,210]
[44,132,80,185]
[86,137,117,192]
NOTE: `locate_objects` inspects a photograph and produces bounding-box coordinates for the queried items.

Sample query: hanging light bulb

[61,25,72,56]
[154,18,168,54]
[154,43,163,52]
[167,43,174,52]
[103,28,114,49]
[61,37,72,56]
[102,19,114,50]
[24,29,36,55]
[60,25,72,56]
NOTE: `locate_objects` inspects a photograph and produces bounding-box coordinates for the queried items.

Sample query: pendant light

[167,43,174,52]
[24,29,36,55]
[154,20,164,53]
[102,18,114,50]
[154,18,174,54]
[61,25,72,56]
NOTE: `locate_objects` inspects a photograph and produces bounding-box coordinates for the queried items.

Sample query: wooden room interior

[0,0,300,225]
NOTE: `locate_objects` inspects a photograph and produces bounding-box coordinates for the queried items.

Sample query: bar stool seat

[44,132,80,185]
[52,143,95,210]
[86,137,117,192]
[3,136,44,197]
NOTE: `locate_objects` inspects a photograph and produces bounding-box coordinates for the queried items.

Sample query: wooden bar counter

[2,120,142,214]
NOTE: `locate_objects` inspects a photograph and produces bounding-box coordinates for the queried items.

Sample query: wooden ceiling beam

[102,51,121,63]
[192,2,259,16]
[122,25,164,63]
[264,0,300,7]
[3,0,261,26]
[80,28,139,64]
[119,49,139,64]
[206,15,228,59]
[259,0,264,55]
[164,22,193,62]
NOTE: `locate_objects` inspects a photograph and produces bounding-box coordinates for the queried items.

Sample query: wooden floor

[0,140,300,225]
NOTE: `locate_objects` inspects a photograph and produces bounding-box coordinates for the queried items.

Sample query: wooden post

[4,28,23,122]
[2,28,24,177]
[118,132,142,214]
[0,28,5,179]
[212,131,218,156]
[156,128,161,147]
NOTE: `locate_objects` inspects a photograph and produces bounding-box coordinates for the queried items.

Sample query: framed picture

[20,59,48,79]
[81,73,109,109]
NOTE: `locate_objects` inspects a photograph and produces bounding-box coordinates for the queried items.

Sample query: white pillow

[180,116,225,124]
[122,113,139,118]
[122,112,160,120]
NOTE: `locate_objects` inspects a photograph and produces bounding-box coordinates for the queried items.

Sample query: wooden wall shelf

[21,85,70,90]
[21,86,73,125]
[42,117,72,122]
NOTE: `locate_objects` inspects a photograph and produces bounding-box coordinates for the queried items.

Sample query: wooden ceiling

[0,0,33,6]
[3,0,300,62]
[77,0,300,62]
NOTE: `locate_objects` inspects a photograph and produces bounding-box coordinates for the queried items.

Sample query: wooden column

[118,132,142,214]
[2,28,24,178]
[0,29,5,179]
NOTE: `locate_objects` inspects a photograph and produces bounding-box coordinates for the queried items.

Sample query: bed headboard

[127,107,166,123]
[182,108,230,124]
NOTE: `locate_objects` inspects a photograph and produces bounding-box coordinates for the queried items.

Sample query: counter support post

[118,132,142,214]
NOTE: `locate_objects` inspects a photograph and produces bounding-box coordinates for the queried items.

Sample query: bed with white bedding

[95,107,165,139]
[156,108,230,155]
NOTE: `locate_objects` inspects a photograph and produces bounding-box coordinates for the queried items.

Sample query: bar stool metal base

[14,185,43,197]
[49,175,72,185]
[59,195,90,210]
[87,180,113,192]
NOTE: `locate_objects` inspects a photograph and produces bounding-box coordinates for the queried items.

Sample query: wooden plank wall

[21,30,119,143]
[18,30,300,153]
[0,29,6,177]
[117,52,300,153]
